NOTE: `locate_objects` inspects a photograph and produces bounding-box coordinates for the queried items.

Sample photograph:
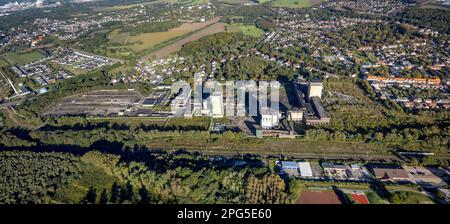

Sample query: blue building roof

[281,161,298,169]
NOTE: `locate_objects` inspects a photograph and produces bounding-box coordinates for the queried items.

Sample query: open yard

[108,29,130,44]
[227,23,265,37]
[0,59,9,68]
[1,51,44,65]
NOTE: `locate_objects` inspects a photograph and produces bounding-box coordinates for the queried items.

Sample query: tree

[99,189,109,204]
[82,187,97,204]
[110,182,121,204]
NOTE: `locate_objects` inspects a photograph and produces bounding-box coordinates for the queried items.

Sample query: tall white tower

[307,78,323,99]
[210,92,224,118]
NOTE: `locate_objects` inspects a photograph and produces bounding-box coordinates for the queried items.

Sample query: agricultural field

[127,26,193,53]
[270,0,312,8]
[227,23,265,37]
[146,22,226,58]
[108,29,130,44]
[107,17,221,56]
[1,51,44,65]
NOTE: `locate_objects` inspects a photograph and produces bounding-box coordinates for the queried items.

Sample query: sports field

[349,193,370,204]
[1,51,44,65]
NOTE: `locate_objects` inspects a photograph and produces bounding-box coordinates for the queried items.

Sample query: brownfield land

[143,21,225,58]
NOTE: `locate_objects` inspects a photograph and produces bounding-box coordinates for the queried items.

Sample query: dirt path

[1,108,36,130]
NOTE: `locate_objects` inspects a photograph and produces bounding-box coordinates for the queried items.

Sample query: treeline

[77,32,109,54]
[398,8,450,35]
[305,123,449,156]
[76,151,288,204]
[245,174,289,204]
[180,32,256,59]
[0,127,247,149]
[43,116,210,132]
[119,20,181,35]
[332,22,413,49]
[0,150,296,204]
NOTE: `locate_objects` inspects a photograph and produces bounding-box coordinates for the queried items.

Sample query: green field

[2,51,44,65]
[271,0,312,8]
[108,64,133,75]
[227,23,265,37]
[108,29,130,44]
[107,20,218,54]
[389,191,435,204]
[218,0,253,4]
[365,191,386,204]
[0,59,9,68]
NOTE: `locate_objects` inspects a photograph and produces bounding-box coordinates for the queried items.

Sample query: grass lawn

[58,64,86,76]
[256,0,273,3]
[218,0,253,4]
[389,190,435,204]
[108,29,130,44]
[365,191,386,204]
[0,59,9,68]
[401,191,435,204]
[108,64,133,75]
[271,0,311,8]
[2,51,44,65]
[227,23,265,37]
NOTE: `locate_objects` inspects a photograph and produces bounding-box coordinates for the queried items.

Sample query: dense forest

[119,20,181,35]
[0,150,293,204]
[398,8,450,35]
[180,32,296,81]
[0,151,80,203]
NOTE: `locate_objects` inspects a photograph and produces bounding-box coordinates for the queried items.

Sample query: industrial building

[281,161,299,170]
[292,79,330,125]
[260,107,281,129]
[288,107,303,121]
[298,162,313,177]
[210,91,224,118]
[307,78,324,99]
[304,96,331,125]
[142,98,157,107]
[171,84,192,116]
[368,164,410,182]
